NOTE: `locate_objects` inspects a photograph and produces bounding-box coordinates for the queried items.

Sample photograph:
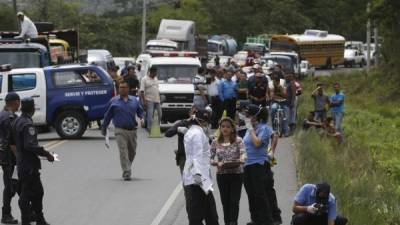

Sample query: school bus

[270,30,345,68]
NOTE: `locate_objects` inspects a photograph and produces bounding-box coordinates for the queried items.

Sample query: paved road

[1,127,298,225]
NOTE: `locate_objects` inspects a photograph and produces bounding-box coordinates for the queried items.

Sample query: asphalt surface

[0,126,298,225]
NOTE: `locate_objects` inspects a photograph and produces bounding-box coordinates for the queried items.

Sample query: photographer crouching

[292,182,348,225]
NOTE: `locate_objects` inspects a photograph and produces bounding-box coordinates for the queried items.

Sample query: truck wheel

[55,110,87,139]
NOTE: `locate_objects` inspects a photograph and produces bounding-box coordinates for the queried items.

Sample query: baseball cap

[5,92,20,102]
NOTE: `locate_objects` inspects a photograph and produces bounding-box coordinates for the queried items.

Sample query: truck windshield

[0,51,41,68]
[208,42,220,53]
[156,65,198,84]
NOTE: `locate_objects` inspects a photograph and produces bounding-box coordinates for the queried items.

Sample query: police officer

[0,93,20,224]
[12,98,54,225]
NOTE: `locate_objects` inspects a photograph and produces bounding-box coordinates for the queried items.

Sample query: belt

[116,126,137,131]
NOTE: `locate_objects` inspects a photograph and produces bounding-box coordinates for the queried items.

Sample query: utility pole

[13,0,19,30]
[141,0,147,53]
[366,2,371,72]
[374,26,379,67]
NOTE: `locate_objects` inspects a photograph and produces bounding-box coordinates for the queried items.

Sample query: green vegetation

[295,71,400,225]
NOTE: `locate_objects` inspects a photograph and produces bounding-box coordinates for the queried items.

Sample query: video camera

[315,182,330,216]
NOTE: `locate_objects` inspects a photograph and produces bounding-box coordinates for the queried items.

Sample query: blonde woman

[211,118,246,225]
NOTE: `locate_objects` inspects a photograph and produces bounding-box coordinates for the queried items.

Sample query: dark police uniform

[12,98,53,225]
[0,107,19,224]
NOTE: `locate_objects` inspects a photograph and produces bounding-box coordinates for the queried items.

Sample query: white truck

[156,19,196,51]
[344,49,365,67]
[136,51,201,126]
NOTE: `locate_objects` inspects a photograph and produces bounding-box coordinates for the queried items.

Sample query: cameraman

[292,182,348,225]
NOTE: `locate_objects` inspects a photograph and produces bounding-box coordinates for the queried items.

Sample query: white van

[136,51,200,125]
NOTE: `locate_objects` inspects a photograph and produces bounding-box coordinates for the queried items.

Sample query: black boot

[36,216,50,225]
[1,214,18,224]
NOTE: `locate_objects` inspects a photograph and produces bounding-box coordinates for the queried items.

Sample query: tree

[0,3,18,31]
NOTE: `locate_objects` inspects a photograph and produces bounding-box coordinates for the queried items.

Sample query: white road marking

[150,182,183,225]
[45,140,68,150]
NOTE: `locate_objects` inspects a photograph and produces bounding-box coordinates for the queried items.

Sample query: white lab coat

[183,125,213,193]
[16,16,38,39]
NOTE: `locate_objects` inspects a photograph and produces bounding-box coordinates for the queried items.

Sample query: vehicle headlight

[160,94,166,103]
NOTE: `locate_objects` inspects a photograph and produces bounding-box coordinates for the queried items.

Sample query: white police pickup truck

[0,64,115,139]
[136,50,200,126]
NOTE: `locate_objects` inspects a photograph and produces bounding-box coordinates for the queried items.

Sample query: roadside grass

[294,70,400,225]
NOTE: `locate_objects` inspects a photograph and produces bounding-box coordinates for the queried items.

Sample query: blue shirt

[294,184,337,220]
[243,123,274,166]
[330,93,345,113]
[102,96,144,131]
[218,79,237,101]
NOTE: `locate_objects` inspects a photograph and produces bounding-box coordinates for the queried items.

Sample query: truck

[0,64,115,139]
[208,34,238,56]
[0,23,79,67]
[156,19,208,64]
[243,35,270,55]
[136,50,201,126]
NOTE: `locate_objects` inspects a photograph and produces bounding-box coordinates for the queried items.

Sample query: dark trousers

[292,213,348,225]
[244,163,281,225]
[210,96,223,129]
[185,185,219,225]
[223,98,237,120]
[217,173,243,224]
[18,170,45,223]
[1,165,19,216]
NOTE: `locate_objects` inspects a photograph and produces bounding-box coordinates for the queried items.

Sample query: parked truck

[208,34,237,56]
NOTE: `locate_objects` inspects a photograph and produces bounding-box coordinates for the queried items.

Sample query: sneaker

[1,215,18,224]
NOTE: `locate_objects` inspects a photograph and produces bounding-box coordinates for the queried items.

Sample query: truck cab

[136,51,200,126]
[0,42,50,68]
[0,64,114,139]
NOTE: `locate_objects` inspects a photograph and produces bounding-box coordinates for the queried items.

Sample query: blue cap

[5,92,20,102]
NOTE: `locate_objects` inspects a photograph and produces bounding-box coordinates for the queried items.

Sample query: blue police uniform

[218,79,237,119]
[0,108,19,223]
[243,121,282,225]
[12,98,52,225]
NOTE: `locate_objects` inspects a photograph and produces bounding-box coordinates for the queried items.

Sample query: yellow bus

[270,30,345,68]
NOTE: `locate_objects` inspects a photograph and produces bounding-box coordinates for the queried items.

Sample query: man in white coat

[183,109,219,225]
[15,12,38,39]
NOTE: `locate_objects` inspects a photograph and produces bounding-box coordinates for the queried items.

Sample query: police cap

[194,109,210,123]
[5,92,20,102]
[247,104,261,117]
[21,97,35,113]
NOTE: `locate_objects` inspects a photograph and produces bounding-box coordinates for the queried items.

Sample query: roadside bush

[294,70,400,225]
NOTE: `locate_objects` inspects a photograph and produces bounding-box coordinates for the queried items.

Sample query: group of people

[0,93,54,225]
[194,63,302,137]
[302,82,345,141]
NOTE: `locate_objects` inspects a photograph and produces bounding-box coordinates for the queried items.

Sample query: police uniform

[12,98,53,225]
[0,93,20,224]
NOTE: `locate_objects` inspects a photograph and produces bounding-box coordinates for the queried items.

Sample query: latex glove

[193,174,202,185]
[46,152,55,162]
[177,126,188,135]
[307,204,318,214]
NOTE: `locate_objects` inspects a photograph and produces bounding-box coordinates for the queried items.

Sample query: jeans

[146,101,162,131]
[291,213,348,225]
[314,110,327,122]
[185,185,219,225]
[244,163,281,225]
[332,112,343,133]
[271,102,290,136]
[210,96,223,129]
[216,173,243,224]
[223,98,237,120]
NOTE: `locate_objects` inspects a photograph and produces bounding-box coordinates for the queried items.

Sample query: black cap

[194,109,210,123]
[5,92,20,102]
[316,182,331,202]
[247,104,261,116]
[21,97,35,113]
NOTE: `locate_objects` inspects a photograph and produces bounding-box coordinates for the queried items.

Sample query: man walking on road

[140,67,161,132]
[0,93,20,224]
[329,83,345,133]
[102,82,145,180]
[12,98,54,225]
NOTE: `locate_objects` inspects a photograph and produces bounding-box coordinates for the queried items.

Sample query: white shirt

[207,78,220,97]
[16,16,38,39]
[140,75,160,103]
[268,79,286,90]
[183,125,213,193]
